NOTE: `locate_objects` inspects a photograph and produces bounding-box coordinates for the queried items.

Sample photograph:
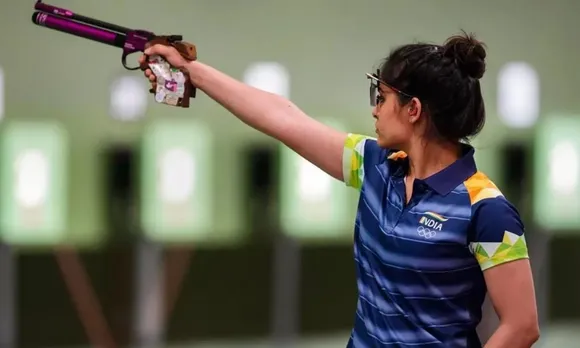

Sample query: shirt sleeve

[469,197,529,271]
[342,133,383,190]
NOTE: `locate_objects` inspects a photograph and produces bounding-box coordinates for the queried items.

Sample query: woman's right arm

[141,45,348,182]
[187,61,348,181]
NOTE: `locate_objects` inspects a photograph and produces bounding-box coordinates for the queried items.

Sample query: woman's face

[372,84,415,149]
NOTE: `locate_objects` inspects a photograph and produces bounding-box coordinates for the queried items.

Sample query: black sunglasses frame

[365,69,415,107]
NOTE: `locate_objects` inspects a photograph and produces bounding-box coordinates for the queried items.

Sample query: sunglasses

[365,69,414,106]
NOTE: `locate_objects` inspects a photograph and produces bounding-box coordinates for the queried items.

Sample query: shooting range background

[0,0,579,346]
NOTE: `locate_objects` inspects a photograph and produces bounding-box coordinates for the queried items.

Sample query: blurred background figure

[0,0,579,347]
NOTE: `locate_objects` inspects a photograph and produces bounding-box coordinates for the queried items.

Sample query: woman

[139,32,539,347]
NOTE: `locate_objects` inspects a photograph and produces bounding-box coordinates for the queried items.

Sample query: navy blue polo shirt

[342,134,529,347]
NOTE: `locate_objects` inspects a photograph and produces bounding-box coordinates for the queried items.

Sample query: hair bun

[443,31,487,79]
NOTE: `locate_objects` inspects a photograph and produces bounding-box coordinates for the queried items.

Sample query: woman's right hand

[138,44,191,90]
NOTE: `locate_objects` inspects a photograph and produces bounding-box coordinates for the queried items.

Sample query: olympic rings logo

[417,226,437,239]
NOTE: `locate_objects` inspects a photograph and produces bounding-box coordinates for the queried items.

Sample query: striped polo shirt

[342,134,529,347]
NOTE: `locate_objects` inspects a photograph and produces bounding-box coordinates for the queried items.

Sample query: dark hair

[379,31,487,142]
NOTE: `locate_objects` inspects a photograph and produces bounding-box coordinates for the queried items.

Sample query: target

[0,121,68,245]
[140,119,213,242]
[533,115,580,230]
[279,119,356,241]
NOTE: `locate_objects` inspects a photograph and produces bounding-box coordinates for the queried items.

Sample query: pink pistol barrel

[31,0,156,70]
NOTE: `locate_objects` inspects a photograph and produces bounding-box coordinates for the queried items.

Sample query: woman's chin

[376,135,392,149]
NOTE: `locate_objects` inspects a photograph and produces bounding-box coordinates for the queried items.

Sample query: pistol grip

[173,41,197,61]
[144,37,198,108]
[173,41,198,107]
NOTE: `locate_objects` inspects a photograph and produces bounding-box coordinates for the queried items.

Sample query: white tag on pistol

[147,55,188,107]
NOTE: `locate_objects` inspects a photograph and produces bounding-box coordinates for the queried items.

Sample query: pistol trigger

[121,52,140,71]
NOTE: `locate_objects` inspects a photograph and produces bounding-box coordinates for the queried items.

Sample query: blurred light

[109,76,148,121]
[548,141,579,195]
[298,158,332,203]
[498,62,540,128]
[0,66,4,120]
[158,147,196,204]
[243,62,290,98]
[14,149,50,208]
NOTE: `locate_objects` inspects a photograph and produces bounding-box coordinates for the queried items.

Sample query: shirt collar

[387,143,477,195]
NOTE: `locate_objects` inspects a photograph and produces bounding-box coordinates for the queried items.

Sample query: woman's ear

[407,97,422,123]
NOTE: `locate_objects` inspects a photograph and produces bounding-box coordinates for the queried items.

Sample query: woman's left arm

[484,259,539,348]
[469,196,540,348]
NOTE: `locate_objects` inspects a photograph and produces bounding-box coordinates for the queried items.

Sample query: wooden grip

[149,36,198,61]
